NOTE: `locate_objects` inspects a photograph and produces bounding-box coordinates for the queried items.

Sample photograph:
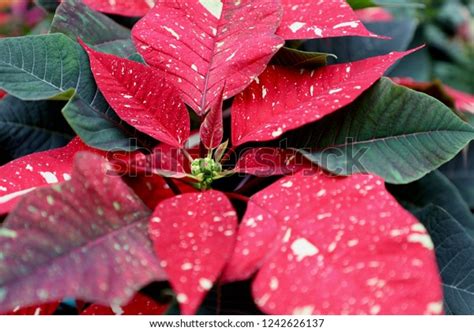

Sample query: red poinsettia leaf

[81,41,190,147]
[81,293,167,315]
[277,0,380,40]
[132,0,284,115]
[0,90,5,99]
[444,86,474,114]
[123,174,196,210]
[126,144,190,179]
[0,152,166,313]
[200,87,224,149]
[231,48,419,146]
[393,77,474,113]
[224,170,443,315]
[356,8,394,22]
[0,138,96,215]
[234,148,312,177]
[82,0,155,17]
[149,191,238,314]
[6,302,60,315]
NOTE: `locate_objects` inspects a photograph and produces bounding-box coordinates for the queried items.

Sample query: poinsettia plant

[1,0,474,316]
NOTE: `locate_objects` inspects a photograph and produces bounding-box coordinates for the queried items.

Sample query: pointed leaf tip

[132,0,284,115]
[149,191,238,314]
[277,0,384,40]
[80,41,190,148]
[231,48,419,146]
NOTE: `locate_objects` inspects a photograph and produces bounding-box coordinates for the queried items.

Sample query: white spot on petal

[199,278,213,290]
[40,171,58,184]
[289,22,306,33]
[163,26,180,40]
[291,238,319,262]
[407,233,434,250]
[333,21,359,29]
[293,305,315,315]
[177,293,188,303]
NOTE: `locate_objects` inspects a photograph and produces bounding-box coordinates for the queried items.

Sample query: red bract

[127,144,189,179]
[393,77,474,113]
[0,138,93,215]
[149,191,238,314]
[132,0,284,115]
[355,8,394,22]
[232,49,418,146]
[123,175,196,210]
[81,41,190,148]
[200,88,225,149]
[224,171,443,315]
[0,152,166,313]
[277,0,380,39]
[6,302,60,315]
[81,293,168,315]
[82,0,155,17]
[234,148,311,177]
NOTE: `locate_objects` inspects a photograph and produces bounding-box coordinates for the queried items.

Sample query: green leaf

[388,171,474,238]
[0,33,96,101]
[0,96,74,161]
[297,78,474,184]
[415,205,474,314]
[441,142,474,209]
[50,0,136,58]
[346,0,377,9]
[0,33,141,151]
[34,0,60,13]
[270,47,335,68]
[302,19,418,64]
[62,93,150,151]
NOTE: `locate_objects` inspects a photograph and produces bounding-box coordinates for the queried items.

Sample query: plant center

[191,157,223,189]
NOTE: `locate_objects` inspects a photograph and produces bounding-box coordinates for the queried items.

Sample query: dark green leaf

[296,78,474,184]
[389,31,432,81]
[388,170,474,238]
[0,96,74,161]
[270,47,335,68]
[34,0,60,13]
[0,33,142,151]
[434,61,474,95]
[302,20,417,64]
[0,34,97,101]
[441,142,474,209]
[50,0,136,58]
[62,94,154,151]
[346,0,377,9]
[415,205,474,314]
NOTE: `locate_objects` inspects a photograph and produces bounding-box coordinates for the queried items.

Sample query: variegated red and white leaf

[83,0,155,17]
[234,148,312,177]
[132,0,284,115]
[200,87,224,149]
[231,48,419,146]
[0,138,96,215]
[81,42,190,147]
[149,191,238,314]
[0,153,166,313]
[277,0,380,40]
[224,171,443,315]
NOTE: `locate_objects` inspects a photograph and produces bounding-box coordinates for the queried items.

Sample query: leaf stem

[163,177,182,195]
